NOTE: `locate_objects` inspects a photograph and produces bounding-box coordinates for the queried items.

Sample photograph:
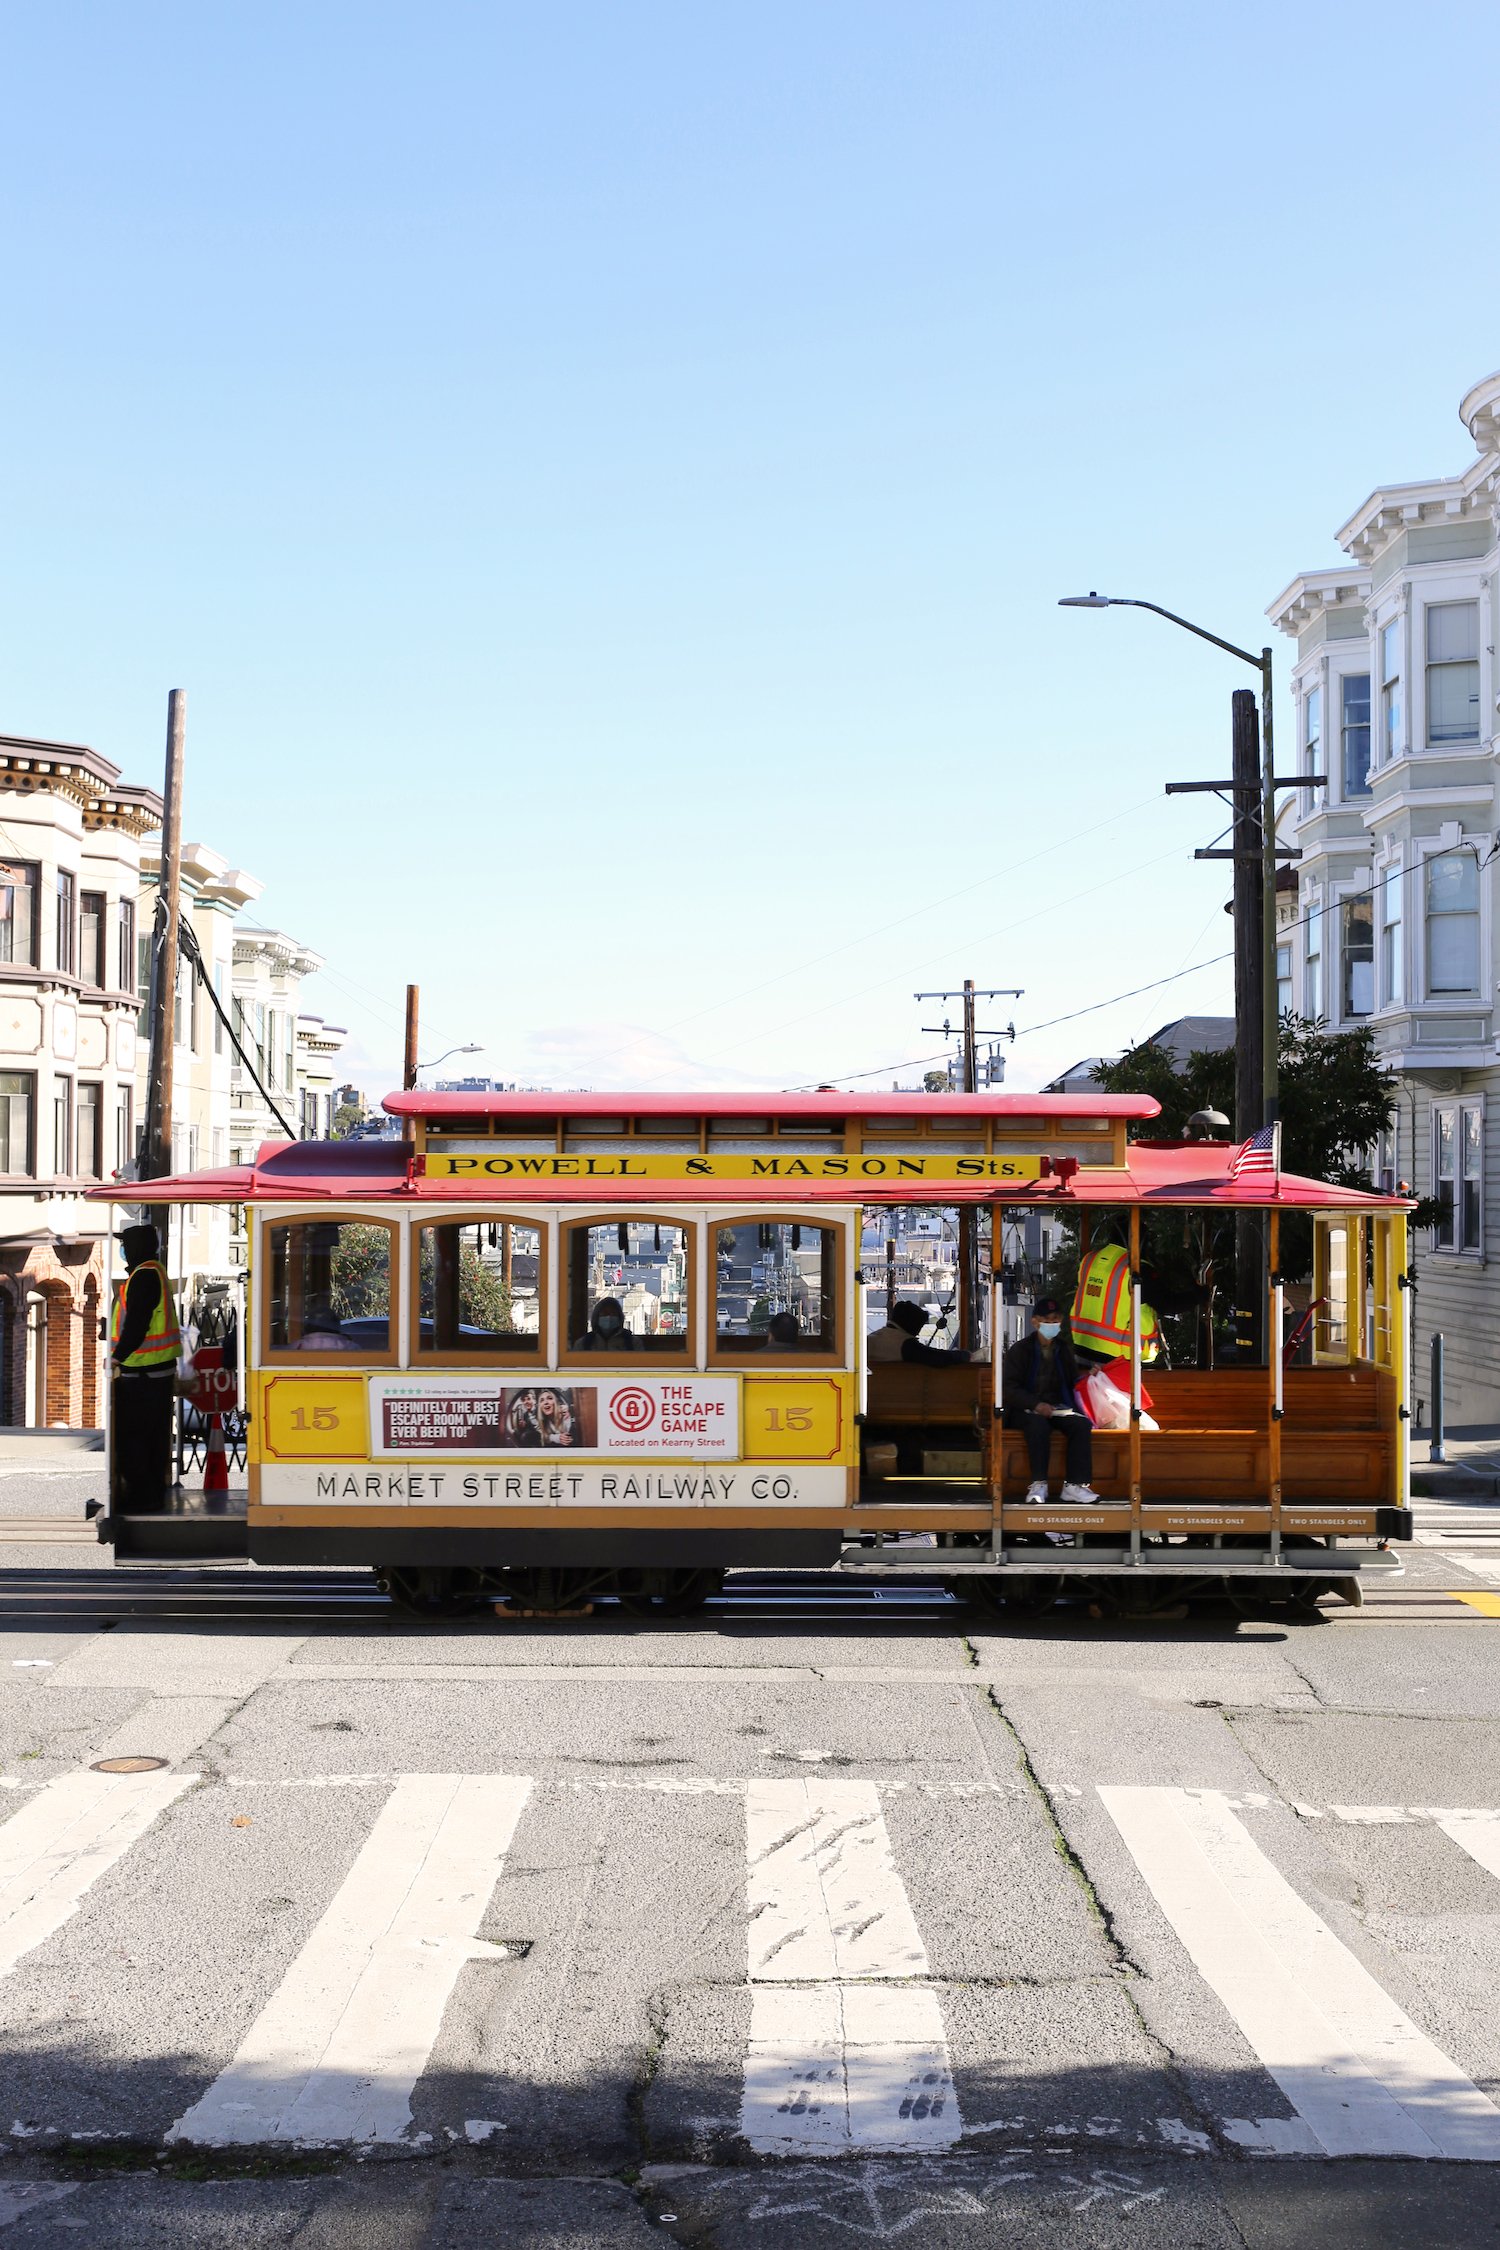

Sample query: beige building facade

[0,734,159,1426]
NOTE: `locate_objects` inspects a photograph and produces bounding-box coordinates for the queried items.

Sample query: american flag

[1227,1124,1280,1180]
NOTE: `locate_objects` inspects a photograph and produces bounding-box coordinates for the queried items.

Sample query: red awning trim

[85,1138,1412,1213]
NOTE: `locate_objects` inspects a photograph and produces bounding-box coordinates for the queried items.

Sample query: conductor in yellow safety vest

[1069,1242,1162,1367]
[110,1223,182,1514]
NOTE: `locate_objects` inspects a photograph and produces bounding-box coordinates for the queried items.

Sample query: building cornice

[84,782,163,838]
[233,926,324,979]
[1266,568,1371,637]
[1335,458,1498,567]
[1460,371,1500,453]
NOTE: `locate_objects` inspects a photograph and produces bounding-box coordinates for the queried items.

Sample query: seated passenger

[765,1311,802,1349]
[297,1309,358,1353]
[867,1300,971,1367]
[1001,1297,1098,1504]
[574,1296,635,1351]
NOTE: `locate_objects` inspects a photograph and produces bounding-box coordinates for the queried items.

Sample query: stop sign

[184,1344,238,1412]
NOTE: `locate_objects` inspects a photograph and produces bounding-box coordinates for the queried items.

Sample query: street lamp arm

[416,1042,483,1074]
[1118,600,1264,675]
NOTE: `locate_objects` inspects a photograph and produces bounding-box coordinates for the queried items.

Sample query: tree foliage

[457,1244,513,1333]
[328,1224,391,1319]
[1093,1015,1397,1190]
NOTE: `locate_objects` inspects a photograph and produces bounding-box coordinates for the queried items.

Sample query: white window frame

[1304,681,1323,804]
[1432,1097,1484,1257]
[1424,599,1482,749]
[1377,852,1404,1009]
[1422,839,1482,1000]
[1379,613,1404,767]
[1335,879,1375,1023]
[1304,894,1324,1023]
[1337,664,1372,800]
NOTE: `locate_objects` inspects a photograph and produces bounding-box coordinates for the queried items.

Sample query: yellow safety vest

[1069,1244,1160,1363]
[110,1261,182,1371]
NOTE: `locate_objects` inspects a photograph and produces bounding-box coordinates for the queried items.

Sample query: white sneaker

[1060,1482,1100,1505]
[1024,1480,1050,1502]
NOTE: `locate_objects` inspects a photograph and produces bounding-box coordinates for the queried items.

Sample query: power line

[1013,835,1491,1044]
[796,1048,955,1089]
[1015,951,1234,1038]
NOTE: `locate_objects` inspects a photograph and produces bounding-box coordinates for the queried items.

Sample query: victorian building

[1268,369,1500,1421]
[0,734,160,1426]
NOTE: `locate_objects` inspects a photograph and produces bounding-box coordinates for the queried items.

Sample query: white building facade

[134,843,264,1304]
[1269,369,1500,1422]
[229,928,344,1164]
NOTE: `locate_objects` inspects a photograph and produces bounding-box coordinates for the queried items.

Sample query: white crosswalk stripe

[1101,1785,1500,2160]
[166,1775,531,2148]
[0,1770,197,1977]
[6,1767,1500,2158]
[741,1779,958,2153]
[1410,1492,1500,1558]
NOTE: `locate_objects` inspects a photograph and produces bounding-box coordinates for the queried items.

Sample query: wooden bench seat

[996,1426,1391,1504]
[866,1357,1395,1505]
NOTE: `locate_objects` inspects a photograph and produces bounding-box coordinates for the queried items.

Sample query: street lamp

[415,1043,483,1076]
[1058,593,1281,1128]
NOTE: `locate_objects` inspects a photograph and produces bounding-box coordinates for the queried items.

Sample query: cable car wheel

[493,1567,618,1616]
[613,1568,725,1617]
[952,1572,1062,1618]
[1218,1536,1329,1618]
[375,1565,492,1619]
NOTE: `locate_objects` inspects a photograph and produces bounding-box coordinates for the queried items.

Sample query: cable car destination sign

[422,1150,1049,1181]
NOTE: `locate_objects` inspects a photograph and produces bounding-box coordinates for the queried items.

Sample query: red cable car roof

[86,1133,1412,1212]
[381,1090,1161,1121]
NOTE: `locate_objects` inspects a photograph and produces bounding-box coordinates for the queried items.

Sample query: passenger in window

[574,1296,635,1351]
[765,1311,802,1349]
[868,1300,970,1367]
[1002,1297,1097,1504]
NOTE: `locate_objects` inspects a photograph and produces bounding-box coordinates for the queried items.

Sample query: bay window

[1381,620,1402,765]
[1305,903,1323,1022]
[1433,1101,1483,1253]
[1341,673,1371,797]
[1426,851,1479,995]
[1426,602,1480,745]
[1341,896,1374,1018]
[1380,863,1403,1006]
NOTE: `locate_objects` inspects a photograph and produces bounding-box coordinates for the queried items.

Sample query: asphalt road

[2,1465,1500,2245]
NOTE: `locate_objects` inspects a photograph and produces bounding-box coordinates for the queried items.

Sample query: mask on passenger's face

[1037,1321,1061,1341]
[596,1312,624,1336]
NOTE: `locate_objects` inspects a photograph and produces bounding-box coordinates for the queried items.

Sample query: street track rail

[0,1567,1491,1626]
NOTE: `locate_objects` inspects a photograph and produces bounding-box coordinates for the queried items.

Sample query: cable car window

[712,1220,840,1357]
[563,1218,692,1358]
[265,1220,396,1359]
[415,1219,541,1359]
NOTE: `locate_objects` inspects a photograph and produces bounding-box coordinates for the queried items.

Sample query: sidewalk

[1410,1424,1500,1499]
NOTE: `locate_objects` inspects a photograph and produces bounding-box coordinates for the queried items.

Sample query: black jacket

[1001,1329,1083,1415]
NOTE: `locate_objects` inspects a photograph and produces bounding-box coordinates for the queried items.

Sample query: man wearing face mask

[1000,1296,1097,1504]
[575,1295,636,1350]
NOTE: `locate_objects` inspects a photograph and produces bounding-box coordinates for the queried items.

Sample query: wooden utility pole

[402,983,420,1142]
[1231,689,1265,1362]
[1230,690,1265,1147]
[141,691,186,1228]
[404,985,420,1089]
[915,980,1021,1352]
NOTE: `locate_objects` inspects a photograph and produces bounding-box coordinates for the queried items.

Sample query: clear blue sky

[4,0,1498,1096]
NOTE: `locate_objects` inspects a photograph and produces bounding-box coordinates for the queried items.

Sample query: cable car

[90,1090,1413,1617]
